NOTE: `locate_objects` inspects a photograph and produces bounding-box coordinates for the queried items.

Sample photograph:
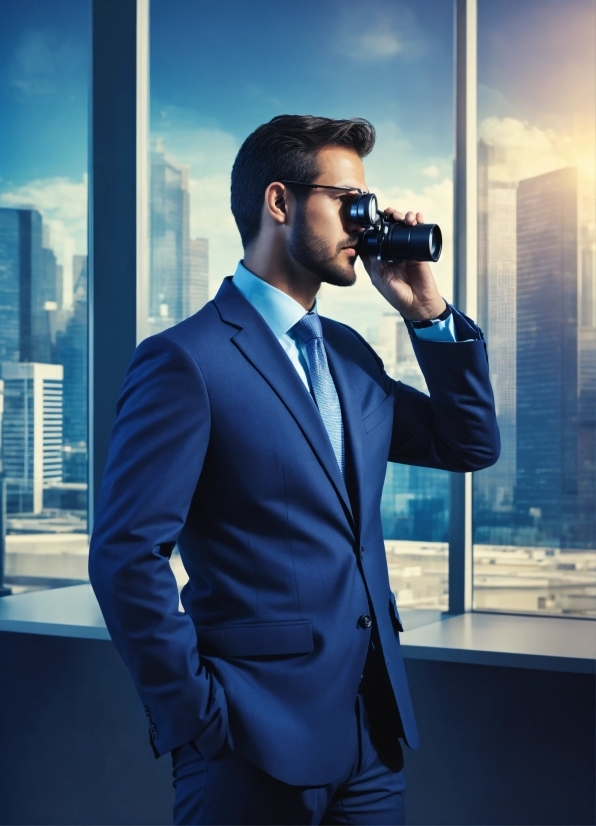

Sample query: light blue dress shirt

[232,261,458,390]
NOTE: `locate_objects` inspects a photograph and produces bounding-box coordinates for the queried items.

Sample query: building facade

[0,362,63,514]
[516,167,579,547]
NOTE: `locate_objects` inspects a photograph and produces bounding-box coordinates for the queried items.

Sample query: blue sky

[150,0,455,187]
[0,0,593,331]
[0,0,89,187]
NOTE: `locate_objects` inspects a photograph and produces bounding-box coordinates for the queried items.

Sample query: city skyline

[0,0,594,614]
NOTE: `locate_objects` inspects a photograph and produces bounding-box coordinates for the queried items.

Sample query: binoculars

[348,192,442,263]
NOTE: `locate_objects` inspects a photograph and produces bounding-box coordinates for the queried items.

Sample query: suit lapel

[213,278,354,529]
[321,319,365,536]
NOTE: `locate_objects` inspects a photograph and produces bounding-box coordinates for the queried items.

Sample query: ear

[264,182,293,226]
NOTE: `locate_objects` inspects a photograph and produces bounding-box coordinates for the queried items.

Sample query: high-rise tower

[0,207,52,364]
[516,167,579,546]
[0,361,63,514]
[54,255,87,476]
[149,144,190,333]
[188,237,209,314]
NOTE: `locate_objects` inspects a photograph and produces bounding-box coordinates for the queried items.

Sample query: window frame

[85,0,591,623]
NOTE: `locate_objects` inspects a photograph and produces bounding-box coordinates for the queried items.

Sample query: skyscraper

[150,143,190,333]
[516,167,579,546]
[149,144,210,334]
[0,362,63,514]
[54,255,87,476]
[578,204,596,546]
[188,237,209,314]
[0,207,51,364]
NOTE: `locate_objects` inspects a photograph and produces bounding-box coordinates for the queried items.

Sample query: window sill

[0,585,593,674]
[0,584,109,640]
[400,609,596,674]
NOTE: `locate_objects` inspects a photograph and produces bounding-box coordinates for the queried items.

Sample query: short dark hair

[231,114,376,248]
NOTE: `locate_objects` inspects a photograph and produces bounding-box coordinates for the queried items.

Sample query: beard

[287,202,359,287]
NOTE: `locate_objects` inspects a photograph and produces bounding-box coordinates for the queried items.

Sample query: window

[0,0,90,594]
[473,0,596,616]
[148,0,455,608]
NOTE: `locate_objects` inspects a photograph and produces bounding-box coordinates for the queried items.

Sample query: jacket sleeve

[88,333,228,760]
[388,306,501,471]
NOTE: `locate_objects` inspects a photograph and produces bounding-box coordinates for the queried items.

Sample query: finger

[404,210,417,225]
[384,207,404,221]
[416,211,425,224]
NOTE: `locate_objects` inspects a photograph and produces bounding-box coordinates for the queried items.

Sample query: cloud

[152,117,238,178]
[355,30,402,60]
[336,3,426,63]
[9,29,83,96]
[422,165,440,178]
[153,118,454,337]
[152,124,242,293]
[479,116,596,184]
[0,175,88,265]
[187,172,243,292]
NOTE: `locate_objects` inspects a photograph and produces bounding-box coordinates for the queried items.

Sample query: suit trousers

[170,683,406,826]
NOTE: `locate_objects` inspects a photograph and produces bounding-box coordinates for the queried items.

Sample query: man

[89,115,499,825]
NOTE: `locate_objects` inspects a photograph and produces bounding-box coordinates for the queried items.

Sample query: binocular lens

[393,223,442,263]
[348,193,378,226]
[357,222,442,263]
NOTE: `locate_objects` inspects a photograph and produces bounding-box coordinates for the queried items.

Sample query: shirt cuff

[410,312,458,342]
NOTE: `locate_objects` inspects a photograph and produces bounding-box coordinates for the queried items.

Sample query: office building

[516,167,579,547]
[54,256,87,467]
[188,237,209,314]
[150,143,190,332]
[0,361,63,514]
[0,378,3,475]
[149,144,210,334]
[0,207,52,364]
[381,461,449,543]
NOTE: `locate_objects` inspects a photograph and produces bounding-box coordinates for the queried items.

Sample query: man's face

[287,146,368,288]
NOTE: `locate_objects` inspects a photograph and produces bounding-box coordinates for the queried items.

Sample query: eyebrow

[280,180,368,195]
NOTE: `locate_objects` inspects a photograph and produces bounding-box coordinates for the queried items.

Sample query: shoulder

[131,300,224,367]
[161,300,224,353]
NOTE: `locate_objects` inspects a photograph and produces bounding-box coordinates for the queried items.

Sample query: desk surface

[0,584,594,673]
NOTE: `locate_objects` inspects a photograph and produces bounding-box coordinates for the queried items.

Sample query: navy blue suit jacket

[88,277,499,786]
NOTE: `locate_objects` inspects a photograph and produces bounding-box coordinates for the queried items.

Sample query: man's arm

[389,306,500,471]
[88,334,228,759]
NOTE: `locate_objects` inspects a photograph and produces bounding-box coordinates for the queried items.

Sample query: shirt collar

[232,260,317,339]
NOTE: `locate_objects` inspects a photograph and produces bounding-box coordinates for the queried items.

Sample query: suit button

[360,545,366,555]
[358,614,372,629]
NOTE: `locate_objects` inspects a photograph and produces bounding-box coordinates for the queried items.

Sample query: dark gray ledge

[0,585,594,673]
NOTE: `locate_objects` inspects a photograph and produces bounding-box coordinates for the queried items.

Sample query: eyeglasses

[280,180,368,195]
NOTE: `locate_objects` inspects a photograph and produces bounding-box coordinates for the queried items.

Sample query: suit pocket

[363,393,393,433]
[197,619,314,658]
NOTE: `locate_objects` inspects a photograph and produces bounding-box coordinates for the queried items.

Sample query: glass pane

[474,0,596,616]
[149,0,454,609]
[0,0,90,594]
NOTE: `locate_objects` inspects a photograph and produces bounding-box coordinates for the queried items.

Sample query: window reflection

[474,0,596,616]
[148,0,455,608]
[0,0,90,594]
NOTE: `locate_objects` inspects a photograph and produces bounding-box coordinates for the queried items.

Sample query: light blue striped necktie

[292,312,345,478]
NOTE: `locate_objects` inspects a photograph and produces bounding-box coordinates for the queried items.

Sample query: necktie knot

[292,312,323,343]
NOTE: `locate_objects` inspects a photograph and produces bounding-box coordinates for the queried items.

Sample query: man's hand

[361,208,446,321]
